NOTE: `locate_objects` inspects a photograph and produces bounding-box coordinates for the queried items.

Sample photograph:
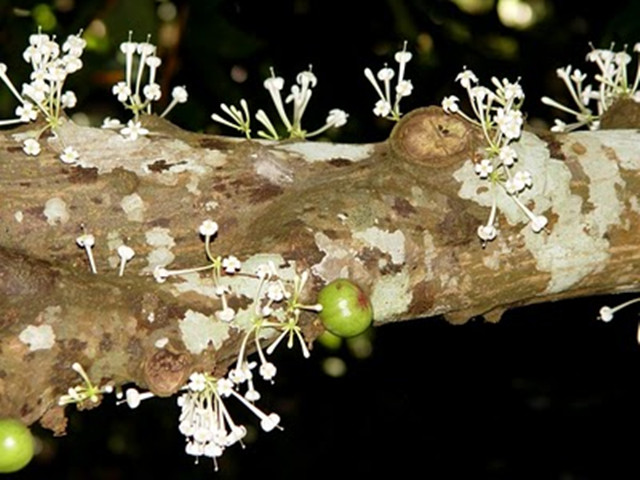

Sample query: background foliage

[2,0,640,478]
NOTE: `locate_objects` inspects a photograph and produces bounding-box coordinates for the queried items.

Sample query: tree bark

[1,106,639,433]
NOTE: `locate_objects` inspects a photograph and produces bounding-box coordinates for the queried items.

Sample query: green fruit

[317,279,373,338]
[0,418,34,473]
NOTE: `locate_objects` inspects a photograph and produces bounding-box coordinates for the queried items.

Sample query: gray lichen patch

[522,133,624,293]
[52,119,228,179]
[144,227,176,271]
[277,142,374,163]
[598,130,640,171]
[19,324,56,351]
[370,268,412,322]
[120,193,146,222]
[311,231,368,282]
[179,309,230,354]
[353,227,406,266]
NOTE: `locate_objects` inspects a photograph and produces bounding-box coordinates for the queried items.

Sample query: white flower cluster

[103,32,188,140]
[177,372,281,468]
[442,68,547,244]
[541,44,640,132]
[211,66,348,140]
[147,220,321,468]
[0,28,86,164]
[364,41,413,121]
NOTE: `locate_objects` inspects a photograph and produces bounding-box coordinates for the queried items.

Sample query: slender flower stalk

[211,99,251,138]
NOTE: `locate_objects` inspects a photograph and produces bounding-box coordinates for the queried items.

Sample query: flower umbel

[442,68,547,244]
[541,43,640,132]
[364,41,413,121]
[177,372,281,470]
[0,28,86,162]
[254,66,348,140]
[111,32,188,138]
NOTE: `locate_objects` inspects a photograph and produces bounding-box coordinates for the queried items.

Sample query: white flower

[153,265,169,283]
[441,95,459,113]
[266,283,285,302]
[456,68,478,88]
[373,99,391,117]
[76,232,97,273]
[550,119,567,132]
[171,86,188,103]
[143,82,161,101]
[530,215,548,233]
[102,117,122,129]
[16,102,37,122]
[498,145,517,166]
[216,308,236,322]
[199,219,219,237]
[122,388,155,409]
[60,146,79,164]
[216,378,234,397]
[112,81,131,102]
[62,34,86,57]
[326,108,348,127]
[260,413,281,432]
[222,255,241,274]
[120,120,149,140]
[395,48,412,64]
[259,362,277,381]
[395,79,413,97]
[477,224,497,242]
[117,245,135,276]
[61,90,77,108]
[474,159,493,178]
[513,170,532,189]
[377,66,394,82]
[22,138,41,156]
[188,373,207,392]
[598,306,614,322]
[494,108,523,140]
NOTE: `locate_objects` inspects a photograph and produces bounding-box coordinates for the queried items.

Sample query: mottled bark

[1,106,639,433]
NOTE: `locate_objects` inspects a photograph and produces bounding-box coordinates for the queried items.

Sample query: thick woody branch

[1,106,639,433]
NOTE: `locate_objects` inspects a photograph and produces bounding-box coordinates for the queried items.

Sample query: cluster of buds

[103,32,188,140]
[541,44,640,132]
[211,66,348,140]
[364,41,414,121]
[0,28,86,163]
[442,69,547,244]
[58,362,113,407]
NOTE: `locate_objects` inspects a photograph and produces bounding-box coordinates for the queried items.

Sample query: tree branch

[1,106,639,433]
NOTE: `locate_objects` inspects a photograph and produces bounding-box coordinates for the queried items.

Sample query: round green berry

[317,279,373,337]
[0,418,34,473]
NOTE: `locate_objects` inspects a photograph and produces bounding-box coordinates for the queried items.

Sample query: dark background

[2,0,640,478]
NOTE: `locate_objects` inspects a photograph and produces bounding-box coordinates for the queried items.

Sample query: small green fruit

[0,418,34,473]
[317,279,373,337]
